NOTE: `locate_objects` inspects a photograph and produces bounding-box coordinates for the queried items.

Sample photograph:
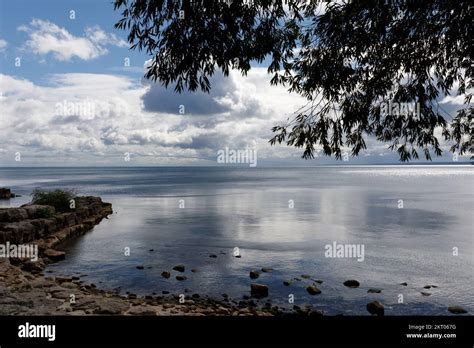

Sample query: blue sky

[0,0,147,83]
[0,0,469,166]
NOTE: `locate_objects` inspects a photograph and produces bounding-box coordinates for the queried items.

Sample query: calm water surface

[0,166,472,315]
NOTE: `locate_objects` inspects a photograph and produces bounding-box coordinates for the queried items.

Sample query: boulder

[173,264,185,272]
[0,188,11,199]
[250,283,268,298]
[343,280,360,288]
[249,270,260,279]
[43,249,66,261]
[367,301,384,316]
[367,288,382,293]
[448,306,467,314]
[306,285,321,295]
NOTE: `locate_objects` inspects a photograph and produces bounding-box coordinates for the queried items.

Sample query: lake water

[0,166,472,315]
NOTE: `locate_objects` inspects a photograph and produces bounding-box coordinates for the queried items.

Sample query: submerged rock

[176,275,187,281]
[448,306,467,314]
[306,285,321,295]
[367,301,384,316]
[367,288,382,293]
[343,280,360,288]
[173,265,185,272]
[249,270,260,279]
[250,283,268,298]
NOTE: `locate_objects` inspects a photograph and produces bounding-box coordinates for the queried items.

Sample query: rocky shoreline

[0,194,469,316]
[0,196,293,316]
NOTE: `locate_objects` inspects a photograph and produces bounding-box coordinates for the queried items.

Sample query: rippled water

[1,166,472,315]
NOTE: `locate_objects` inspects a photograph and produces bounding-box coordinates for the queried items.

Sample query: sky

[0,0,470,167]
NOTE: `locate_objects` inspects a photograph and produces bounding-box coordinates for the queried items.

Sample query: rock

[149,249,154,252]
[367,288,382,293]
[448,306,467,314]
[423,285,431,289]
[306,285,321,295]
[301,274,311,279]
[235,255,241,258]
[400,282,408,286]
[161,271,171,279]
[314,280,323,284]
[176,275,187,281]
[250,283,268,298]
[209,254,217,258]
[283,280,292,286]
[261,268,273,273]
[343,280,360,288]
[249,270,260,279]
[94,299,129,315]
[43,249,66,261]
[421,292,431,296]
[173,265,185,272]
[367,301,384,316]
[162,291,170,294]
[136,265,144,270]
[0,188,11,199]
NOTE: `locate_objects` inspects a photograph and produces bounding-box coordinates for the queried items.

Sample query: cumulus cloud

[1,66,460,166]
[141,67,268,118]
[0,39,7,52]
[0,69,309,165]
[18,19,127,61]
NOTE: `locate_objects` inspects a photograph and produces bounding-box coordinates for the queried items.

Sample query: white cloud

[18,19,127,61]
[0,39,7,52]
[0,68,463,166]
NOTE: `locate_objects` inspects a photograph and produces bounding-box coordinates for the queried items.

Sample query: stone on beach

[366,301,384,316]
[250,283,268,298]
[343,280,360,288]
[172,265,185,272]
[306,285,321,295]
[249,270,260,279]
[367,288,382,293]
[448,306,467,314]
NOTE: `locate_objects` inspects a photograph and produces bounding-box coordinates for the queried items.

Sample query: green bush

[36,207,54,218]
[31,188,77,213]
